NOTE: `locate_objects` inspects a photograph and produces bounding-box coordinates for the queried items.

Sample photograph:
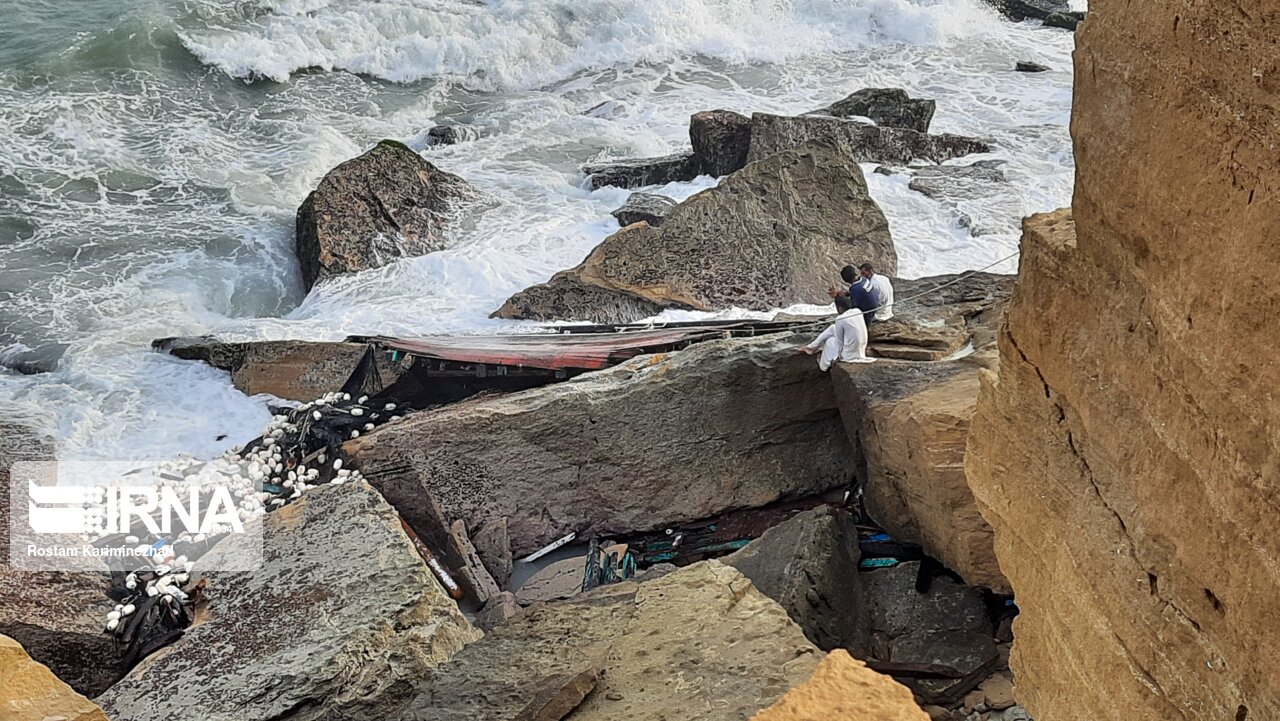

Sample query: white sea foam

[180,0,1002,87]
[1,0,1077,460]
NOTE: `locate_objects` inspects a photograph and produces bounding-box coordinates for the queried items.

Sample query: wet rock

[1014,61,1050,73]
[750,649,929,721]
[907,160,1006,200]
[423,124,480,147]
[582,151,700,190]
[748,113,990,166]
[152,337,404,402]
[0,635,108,721]
[610,191,677,227]
[396,562,822,721]
[1042,11,1084,30]
[690,109,753,177]
[295,140,476,290]
[816,88,937,133]
[984,0,1068,22]
[471,517,513,588]
[351,334,855,557]
[97,482,481,721]
[495,142,894,323]
[725,506,871,654]
[0,421,123,697]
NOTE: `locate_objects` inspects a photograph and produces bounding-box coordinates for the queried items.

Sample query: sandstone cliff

[966,2,1280,718]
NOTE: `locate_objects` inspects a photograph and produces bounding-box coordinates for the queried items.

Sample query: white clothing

[806,309,875,371]
[868,273,894,321]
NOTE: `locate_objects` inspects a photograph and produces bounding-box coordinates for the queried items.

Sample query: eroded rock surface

[0,635,108,721]
[690,109,753,178]
[966,2,1280,718]
[610,192,677,227]
[495,142,894,323]
[747,113,989,166]
[751,649,928,721]
[97,482,480,721]
[295,140,475,290]
[817,88,936,133]
[582,152,700,190]
[396,562,821,721]
[351,334,855,556]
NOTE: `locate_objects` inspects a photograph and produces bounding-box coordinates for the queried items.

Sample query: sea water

[0,0,1081,461]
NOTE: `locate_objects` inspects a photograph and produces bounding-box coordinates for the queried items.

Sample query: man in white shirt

[799,308,876,371]
[859,262,894,322]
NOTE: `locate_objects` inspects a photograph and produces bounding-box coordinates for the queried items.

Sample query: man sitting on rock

[799,307,876,371]
[859,262,895,322]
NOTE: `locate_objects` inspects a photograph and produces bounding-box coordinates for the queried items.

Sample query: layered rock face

[350,334,855,556]
[831,273,1012,591]
[495,142,894,323]
[98,482,480,721]
[966,3,1280,719]
[295,140,474,290]
[817,88,936,133]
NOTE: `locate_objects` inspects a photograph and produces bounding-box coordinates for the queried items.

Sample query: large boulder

[1043,10,1085,30]
[816,88,937,133]
[966,2,1280,719]
[862,561,997,706]
[350,333,855,556]
[153,337,404,402]
[582,151,701,190]
[750,649,929,721]
[494,142,895,323]
[0,419,124,697]
[0,635,108,721]
[97,482,480,721]
[295,140,475,290]
[983,0,1069,22]
[747,113,989,166]
[610,192,677,227]
[833,273,1013,591]
[690,109,753,178]
[725,506,872,654]
[394,562,823,721]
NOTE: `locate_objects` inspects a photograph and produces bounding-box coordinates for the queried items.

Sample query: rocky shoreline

[10,2,1271,720]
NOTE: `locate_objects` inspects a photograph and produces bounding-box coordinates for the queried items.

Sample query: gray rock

[582,152,700,190]
[747,112,990,166]
[97,482,481,721]
[350,333,856,557]
[395,562,822,721]
[449,519,502,607]
[861,561,992,642]
[891,629,999,706]
[690,109,753,177]
[514,556,586,605]
[295,140,476,290]
[473,591,520,632]
[906,161,1011,237]
[997,705,1034,721]
[817,88,937,133]
[152,337,405,402]
[423,124,480,147]
[724,506,871,654]
[610,192,677,227]
[1043,10,1085,29]
[1015,61,1051,72]
[494,142,895,323]
[984,0,1068,22]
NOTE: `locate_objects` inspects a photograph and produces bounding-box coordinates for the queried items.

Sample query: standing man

[859,262,894,322]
